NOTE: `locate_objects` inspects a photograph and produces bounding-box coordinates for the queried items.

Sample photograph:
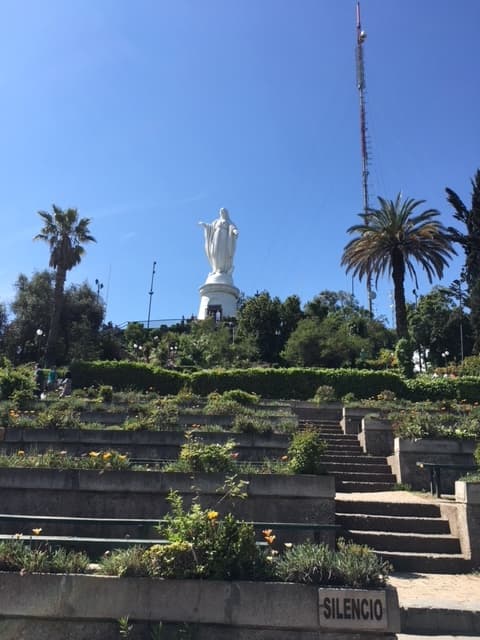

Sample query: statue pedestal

[198,277,239,320]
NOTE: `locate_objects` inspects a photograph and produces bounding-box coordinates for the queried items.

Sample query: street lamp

[35,328,44,364]
[441,350,450,368]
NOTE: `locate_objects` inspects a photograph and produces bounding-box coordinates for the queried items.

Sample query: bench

[416,461,478,497]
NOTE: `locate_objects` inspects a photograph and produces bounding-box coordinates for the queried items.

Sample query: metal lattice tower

[355,1,374,315]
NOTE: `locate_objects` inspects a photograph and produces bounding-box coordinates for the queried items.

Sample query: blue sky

[0,0,478,328]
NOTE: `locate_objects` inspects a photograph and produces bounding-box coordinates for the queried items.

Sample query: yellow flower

[88,451,100,457]
[14,533,22,539]
[207,511,219,520]
[32,528,42,536]
[118,454,127,461]
[17,450,25,456]
[102,452,112,460]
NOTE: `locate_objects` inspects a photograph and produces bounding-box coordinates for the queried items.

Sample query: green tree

[409,287,473,367]
[281,316,369,368]
[5,272,104,364]
[34,205,96,364]
[341,195,455,339]
[446,170,480,353]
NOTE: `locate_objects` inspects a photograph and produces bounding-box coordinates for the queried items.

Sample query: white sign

[318,589,388,631]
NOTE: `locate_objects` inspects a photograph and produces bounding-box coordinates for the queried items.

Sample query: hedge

[69,361,188,395]
[65,361,480,402]
[68,362,409,400]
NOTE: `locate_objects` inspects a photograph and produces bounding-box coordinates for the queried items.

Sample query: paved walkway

[337,490,480,635]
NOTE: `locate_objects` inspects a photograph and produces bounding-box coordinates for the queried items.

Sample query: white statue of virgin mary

[199,208,239,275]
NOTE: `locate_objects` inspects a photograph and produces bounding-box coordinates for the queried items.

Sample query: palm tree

[341,194,455,338]
[446,170,480,353]
[35,205,96,364]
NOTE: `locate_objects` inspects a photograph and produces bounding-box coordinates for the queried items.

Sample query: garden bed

[0,468,335,541]
[0,427,289,461]
[0,572,400,639]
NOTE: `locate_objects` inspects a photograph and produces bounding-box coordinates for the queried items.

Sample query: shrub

[0,367,34,400]
[10,388,36,410]
[167,436,237,474]
[276,539,391,588]
[376,389,396,401]
[0,540,89,574]
[391,410,480,440]
[475,443,480,467]
[145,541,197,579]
[158,491,273,580]
[99,546,151,577]
[203,392,244,416]
[124,399,179,431]
[99,385,113,403]
[395,338,414,378]
[36,405,82,430]
[460,355,480,377]
[221,389,260,406]
[313,385,336,404]
[287,429,326,475]
[232,411,273,435]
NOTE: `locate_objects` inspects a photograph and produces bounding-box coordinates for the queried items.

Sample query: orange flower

[281,455,288,461]
[264,534,276,545]
[262,529,273,537]
[231,452,239,459]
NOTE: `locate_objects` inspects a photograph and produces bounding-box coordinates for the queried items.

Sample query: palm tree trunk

[392,250,408,338]
[45,266,66,365]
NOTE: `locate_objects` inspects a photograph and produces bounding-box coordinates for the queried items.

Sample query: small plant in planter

[98,385,113,403]
[101,491,273,581]
[36,404,82,430]
[165,435,237,474]
[221,389,260,406]
[232,410,273,435]
[276,539,391,588]
[0,539,89,574]
[313,385,337,404]
[203,392,244,416]
[0,449,130,470]
[286,429,326,475]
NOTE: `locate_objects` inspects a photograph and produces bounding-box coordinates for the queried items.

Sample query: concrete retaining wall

[0,469,336,544]
[359,418,394,457]
[0,428,289,461]
[441,481,480,563]
[0,573,400,639]
[387,438,476,492]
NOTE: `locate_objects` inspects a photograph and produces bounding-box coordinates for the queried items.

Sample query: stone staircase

[336,498,471,573]
[293,405,470,574]
[299,418,397,492]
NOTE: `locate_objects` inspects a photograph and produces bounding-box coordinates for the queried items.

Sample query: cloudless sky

[0,0,478,328]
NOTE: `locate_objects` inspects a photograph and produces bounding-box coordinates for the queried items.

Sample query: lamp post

[441,350,450,368]
[35,328,44,364]
[169,344,178,368]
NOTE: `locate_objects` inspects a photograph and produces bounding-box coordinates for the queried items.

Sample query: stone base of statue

[198,272,239,320]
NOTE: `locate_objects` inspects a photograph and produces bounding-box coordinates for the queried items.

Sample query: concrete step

[377,550,472,573]
[335,501,442,518]
[336,481,396,492]
[318,434,360,442]
[322,454,388,465]
[324,462,392,474]
[400,610,480,636]
[347,530,461,554]
[330,471,396,483]
[336,513,451,534]
[325,444,364,453]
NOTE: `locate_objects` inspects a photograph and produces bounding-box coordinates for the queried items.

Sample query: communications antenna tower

[355,1,374,315]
